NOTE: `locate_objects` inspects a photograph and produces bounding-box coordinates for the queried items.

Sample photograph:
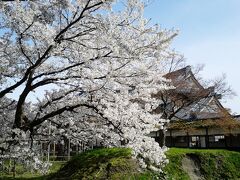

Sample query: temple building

[151,66,240,149]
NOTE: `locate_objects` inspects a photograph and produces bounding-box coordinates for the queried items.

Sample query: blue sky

[3,0,240,114]
[144,0,240,114]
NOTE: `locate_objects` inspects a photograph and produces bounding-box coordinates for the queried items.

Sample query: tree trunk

[158,129,166,147]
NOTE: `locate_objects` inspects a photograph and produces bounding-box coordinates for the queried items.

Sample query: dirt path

[182,155,204,180]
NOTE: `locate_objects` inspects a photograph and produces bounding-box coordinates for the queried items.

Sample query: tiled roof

[234,115,240,120]
[164,66,191,79]
[163,66,228,121]
[164,66,206,91]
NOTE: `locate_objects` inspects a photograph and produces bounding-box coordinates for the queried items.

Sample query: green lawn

[1,148,240,180]
[0,161,65,180]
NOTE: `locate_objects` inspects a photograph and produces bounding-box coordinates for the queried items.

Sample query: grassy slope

[164,148,240,180]
[48,148,156,180]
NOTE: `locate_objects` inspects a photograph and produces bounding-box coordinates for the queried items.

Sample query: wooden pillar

[187,132,190,148]
[230,134,233,148]
[91,140,93,150]
[225,135,228,148]
[170,129,173,147]
[8,159,11,174]
[163,129,166,147]
[68,138,71,161]
[205,127,209,148]
[13,159,16,178]
[48,121,51,162]
[53,142,56,157]
[47,142,50,162]
[40,141,43,161]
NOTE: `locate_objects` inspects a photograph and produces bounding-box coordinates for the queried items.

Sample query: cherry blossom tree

[0,0,177,173]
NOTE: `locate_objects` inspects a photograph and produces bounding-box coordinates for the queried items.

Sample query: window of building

[190,136,200,147]
[175,136,186,143]
[191,136,199,142]
[209,136,215,142]
[215,135,224,142]
[209,135,224,142]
